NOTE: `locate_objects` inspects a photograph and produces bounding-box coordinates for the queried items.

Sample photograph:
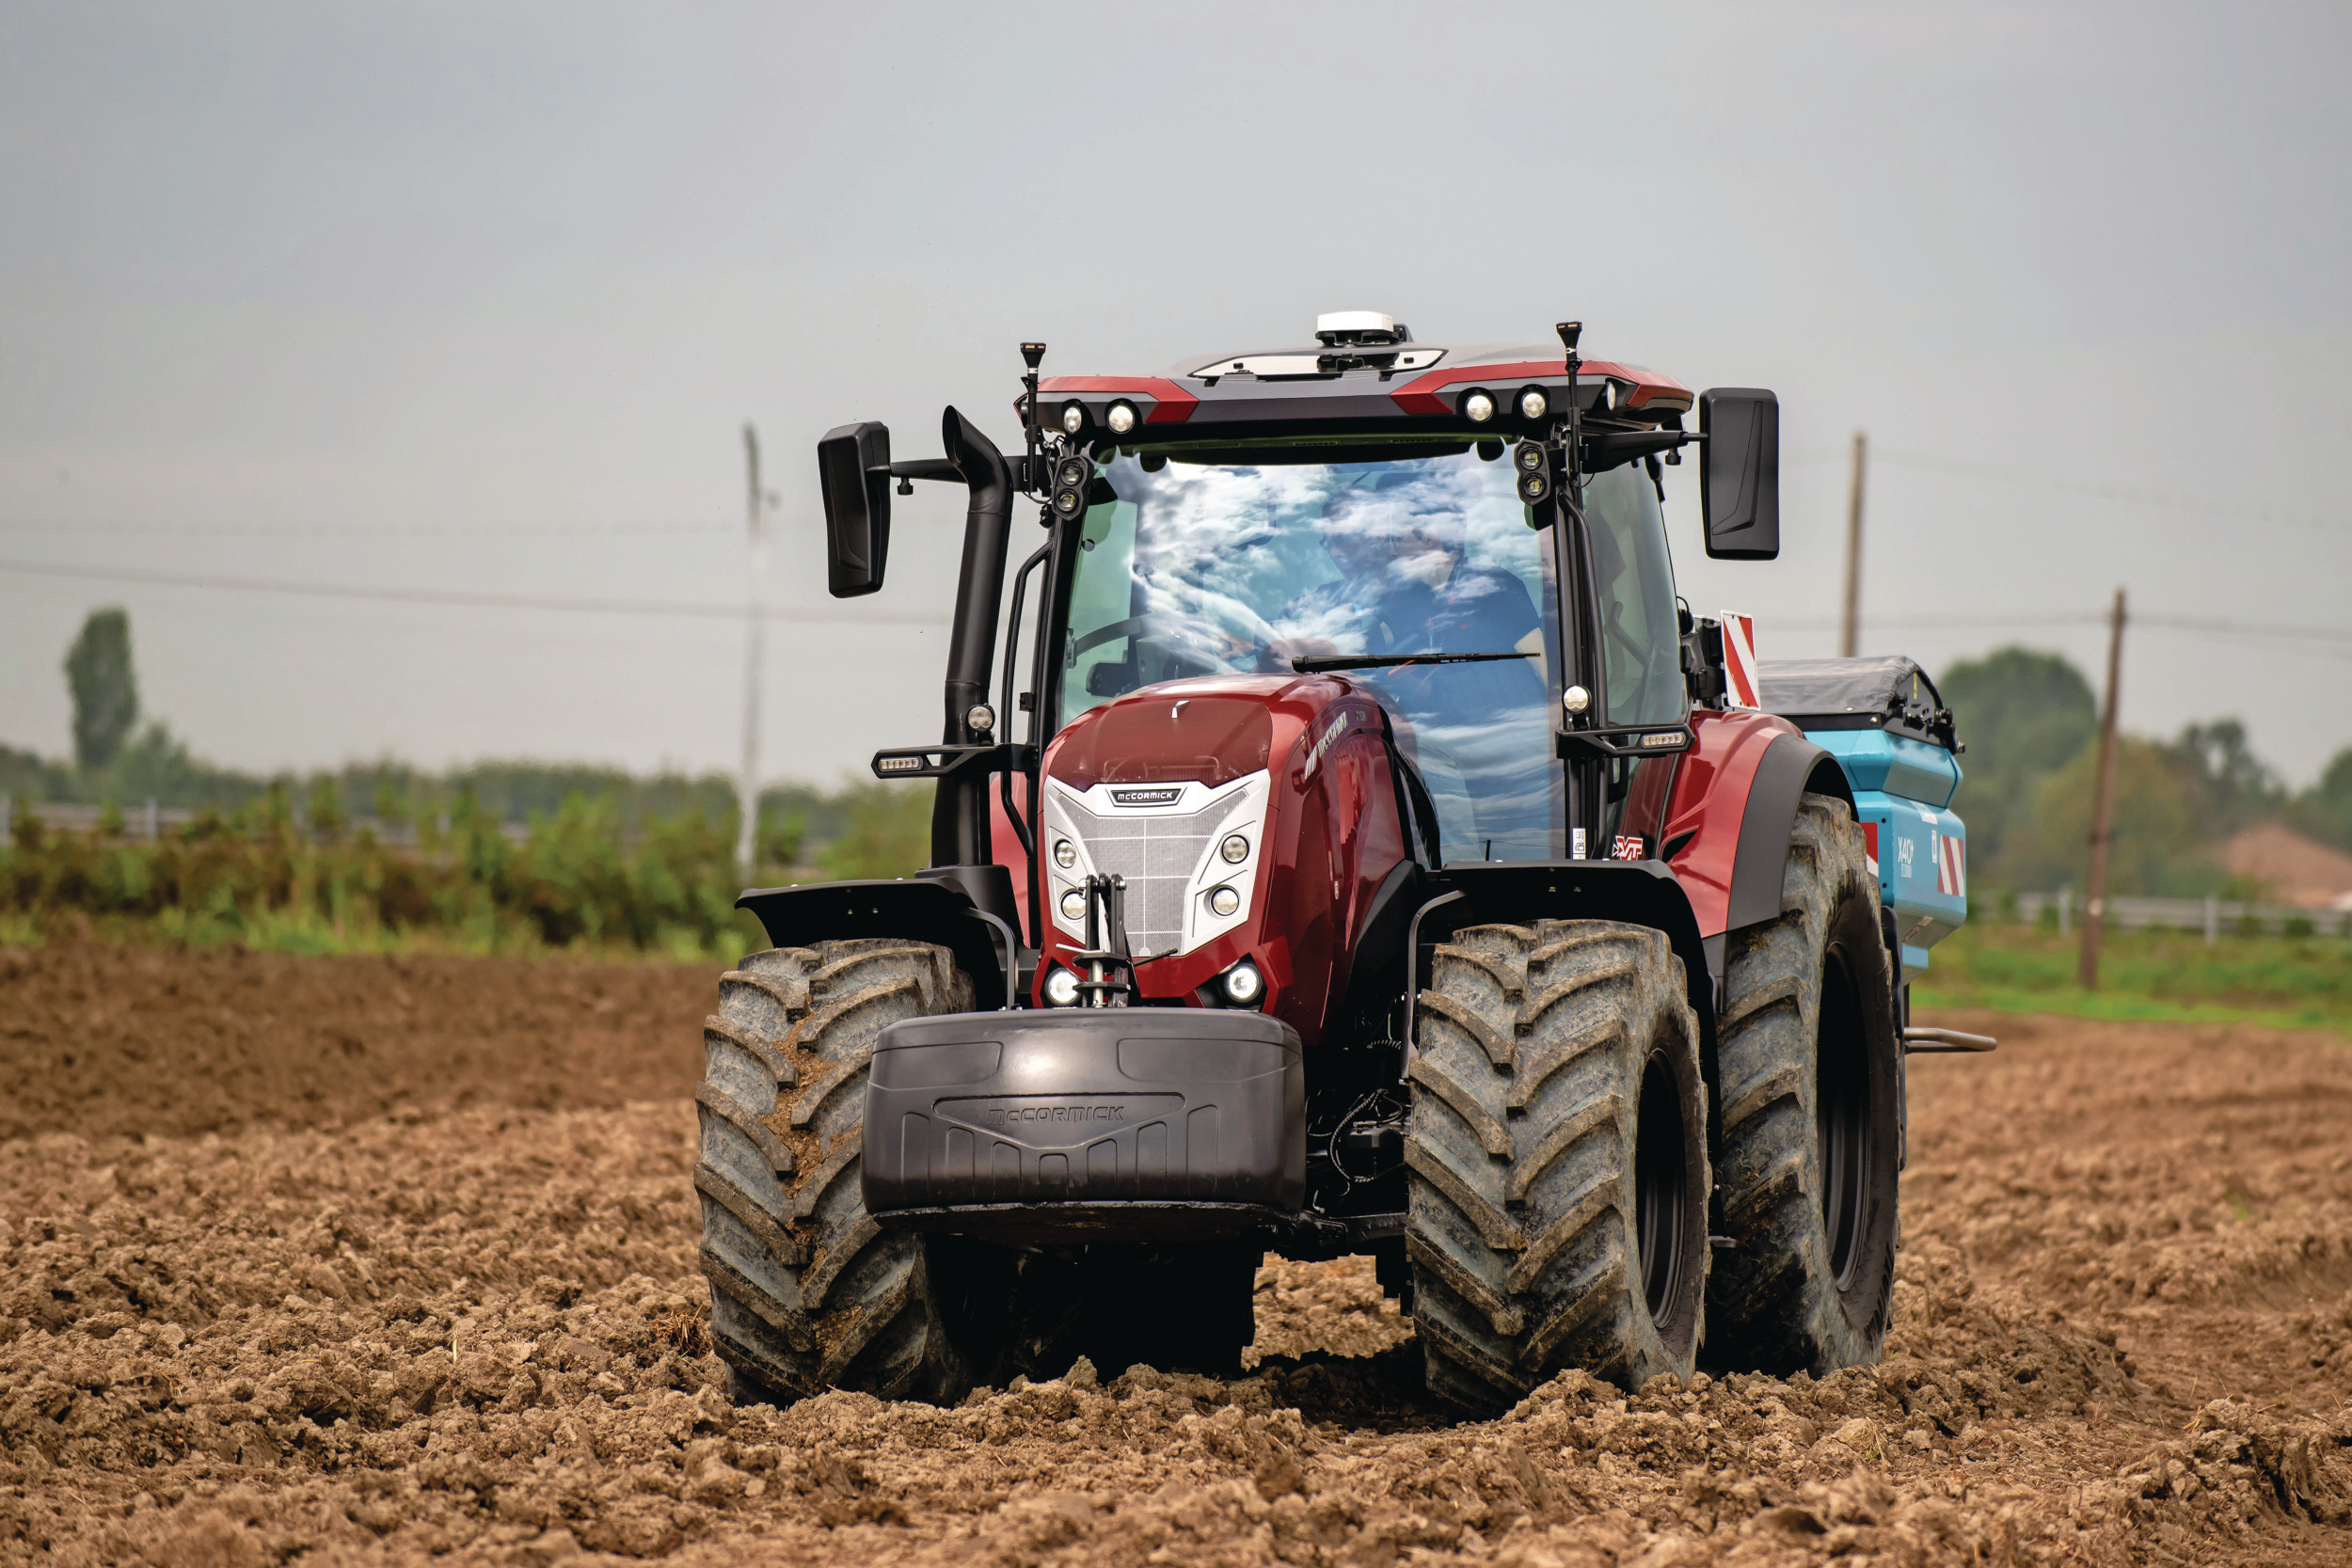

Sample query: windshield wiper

[1290,651,1536,674]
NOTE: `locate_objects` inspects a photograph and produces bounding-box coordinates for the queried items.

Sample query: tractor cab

[813,316,1778,995]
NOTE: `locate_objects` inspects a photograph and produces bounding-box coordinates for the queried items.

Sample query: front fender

[736,871,1017,1010]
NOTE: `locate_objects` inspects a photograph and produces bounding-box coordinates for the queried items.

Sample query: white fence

[2011,889,2352,941]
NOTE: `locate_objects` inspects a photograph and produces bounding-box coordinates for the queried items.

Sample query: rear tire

[1404,919,1709,1410]
[695,939,1011,1404]
[1705,793,1902,1374]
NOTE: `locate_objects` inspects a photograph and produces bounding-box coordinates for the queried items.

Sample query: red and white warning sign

[1720,612,1759,709]
[1934,831,1966,897]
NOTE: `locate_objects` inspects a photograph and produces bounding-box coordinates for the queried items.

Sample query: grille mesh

[1061,797,1229,954]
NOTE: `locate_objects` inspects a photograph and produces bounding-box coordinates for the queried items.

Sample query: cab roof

[1030,332,1692,443]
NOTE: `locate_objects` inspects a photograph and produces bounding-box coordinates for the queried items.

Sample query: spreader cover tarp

[1756,656,1956,750]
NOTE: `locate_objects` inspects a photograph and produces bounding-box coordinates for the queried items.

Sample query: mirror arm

[889,455,1034,495]
[888,457,962,485]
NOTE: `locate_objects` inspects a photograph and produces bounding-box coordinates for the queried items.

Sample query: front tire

[1404,919,1709,1410]
[695,939,1011,1404]
[1706,793,1902,1374]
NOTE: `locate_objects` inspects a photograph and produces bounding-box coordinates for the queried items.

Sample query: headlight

[1208,886,1241,918]
[1042,967,1081,1006]
[1055,455,1090,490]
[1054,839,1076,868]
[1059,889,1087,921]
[1462,390,1496,423]
[1219,833,1249,863]
[1514,440,1546,473]
[1518,469,1549,503]
[1105,401,1138,435]
[1220,960,1263,1006]
[1518,387,1549,420]
[1060,402,1086,435]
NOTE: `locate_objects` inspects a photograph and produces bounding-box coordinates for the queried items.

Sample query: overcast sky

[3,3,2345,791]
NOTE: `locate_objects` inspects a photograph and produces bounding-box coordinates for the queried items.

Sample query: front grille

[1059,797,1228,954]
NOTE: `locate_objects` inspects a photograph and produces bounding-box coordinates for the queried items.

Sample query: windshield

[1058,445,1565,862]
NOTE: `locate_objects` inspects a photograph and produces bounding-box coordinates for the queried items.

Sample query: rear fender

[1727,736,1853,928]
[1662,712,1854,949]
[736,870,1018,1010]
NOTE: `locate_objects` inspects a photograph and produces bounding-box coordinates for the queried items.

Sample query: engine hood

[1034,674,1412,1047]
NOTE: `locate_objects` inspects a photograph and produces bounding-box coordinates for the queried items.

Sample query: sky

[2,2,2346,790]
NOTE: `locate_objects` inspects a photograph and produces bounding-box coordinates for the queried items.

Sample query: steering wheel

[1068,614,1160,660]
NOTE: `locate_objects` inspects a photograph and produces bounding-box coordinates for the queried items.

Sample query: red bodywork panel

[1389,358,1694,418]
[989,776,1032,936]
[1661,708,1803,939]
[1030,675,1408,1050]
[997,693,1800,1019]
[1033,376,1200,424]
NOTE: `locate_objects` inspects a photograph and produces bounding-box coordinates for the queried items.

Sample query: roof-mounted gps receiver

[1314,310,1410,347]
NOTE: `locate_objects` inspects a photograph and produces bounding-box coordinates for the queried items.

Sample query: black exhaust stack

[933,405,1015,870]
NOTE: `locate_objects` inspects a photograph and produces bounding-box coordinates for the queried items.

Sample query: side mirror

[816,421,893,596]
[1699,388,1779,560]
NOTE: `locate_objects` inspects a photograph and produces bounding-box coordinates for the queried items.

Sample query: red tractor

[695,314,1985,1412]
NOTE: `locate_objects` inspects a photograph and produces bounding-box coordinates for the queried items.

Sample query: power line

[0,558,940,626]
[9,555,2347,654]
[1772,609,2352,661]
[0,518,740,538]
[1786,447,2331,533]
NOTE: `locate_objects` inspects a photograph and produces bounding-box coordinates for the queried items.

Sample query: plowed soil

[2,942,2349,1566]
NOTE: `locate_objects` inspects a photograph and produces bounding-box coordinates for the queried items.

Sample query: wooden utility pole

[1839,432,1867,657]
[736,424,768,884]
[2078,588,2127,989]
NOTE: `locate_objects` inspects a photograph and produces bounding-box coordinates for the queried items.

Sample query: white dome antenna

[1314,310,1408,346]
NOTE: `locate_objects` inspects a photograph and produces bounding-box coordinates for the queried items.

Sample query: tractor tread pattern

[696,938,978,1405]
[1706,793,1899,1375]
[1403,919,1708,1412]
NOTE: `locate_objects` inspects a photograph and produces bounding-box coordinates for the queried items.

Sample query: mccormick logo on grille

[985,1101,1129,1126]
[1110,786,1184,806]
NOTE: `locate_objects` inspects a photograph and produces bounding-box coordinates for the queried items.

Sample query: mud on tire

[1706,792,1902,1375]
[1404,919,1709,1411]
[695,939,1008,1404]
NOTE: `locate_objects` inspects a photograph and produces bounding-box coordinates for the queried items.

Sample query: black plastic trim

[862,1008,1305,1227]
[735,873,1015,1011]
[1725,734,1836,932]
[1406,861,1717,1045]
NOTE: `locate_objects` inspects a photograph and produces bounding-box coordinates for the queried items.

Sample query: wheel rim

[1633,1050,1687,1323]
[1817,943,1871,1288]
